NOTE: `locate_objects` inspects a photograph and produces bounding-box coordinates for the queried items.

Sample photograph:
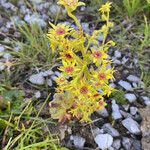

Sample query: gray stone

[120,110,132,118]
[47,79,53,87]
[35,91,41,98]
[97,34,104,42]
[49,5,61,17]
[122,137,132,150]
[122,104,130,111]
[29,74,45,85]
[82,23,89,32]
[0,62,5,71]
[127,75,140,82]
[125,93,136,103]
[3,53,13,60]
[112,100,122,120]
[118,80,133,91]
[113,59,122,65]
[24,13,46,27]
[102,123,120,137]
[51,75,57,81]
[130,107,138,115]
[92,127,104,137]
[96,108,109,118]
[112,139,121,150]
[122,57,129,64]
[0,46,5,56]
[40,70,54,77]
[70,135,85,149]
[94,134,113,149]
[54,71,61,77]
[122,118,141,135]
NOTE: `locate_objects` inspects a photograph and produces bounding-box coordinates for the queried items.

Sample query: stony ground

[0,0,150,150]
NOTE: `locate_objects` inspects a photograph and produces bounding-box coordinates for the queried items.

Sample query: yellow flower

[47,23,71,38]
[58,0,85,12]
[59,51,74,62]
[99,2,112,13]
[91,48,108,65]
[59,61,80,76]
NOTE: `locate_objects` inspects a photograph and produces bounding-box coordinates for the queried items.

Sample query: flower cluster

[48,1,115,122]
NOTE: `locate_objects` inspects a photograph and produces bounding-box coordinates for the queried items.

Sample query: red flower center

[56,28,65,35]
[93,51,102,58]
[99,73,106,80]
[65,53,73,59]
[80,86,88,94]
[99,101,104,106]
[59,77,65,82]
[93,93,100,97]
[65,66,74,74]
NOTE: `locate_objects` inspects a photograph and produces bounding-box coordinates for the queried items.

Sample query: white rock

[70,135,85,149]
[112,139,121,150]
[122,118,141,135]
[47,79,53,86]
[114,50,121,58]
[118,80,133,91]
[125,93,136,103]
[102,123,120,137]
[112,100,122,120]
[122,137,132,150]
[0,62,5,71]
[35,91,41,98]
[127,75,140,82]
[96,108,109,118]
[94,134,113,149]
[130,107,138,115]
[29,74,45,85]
